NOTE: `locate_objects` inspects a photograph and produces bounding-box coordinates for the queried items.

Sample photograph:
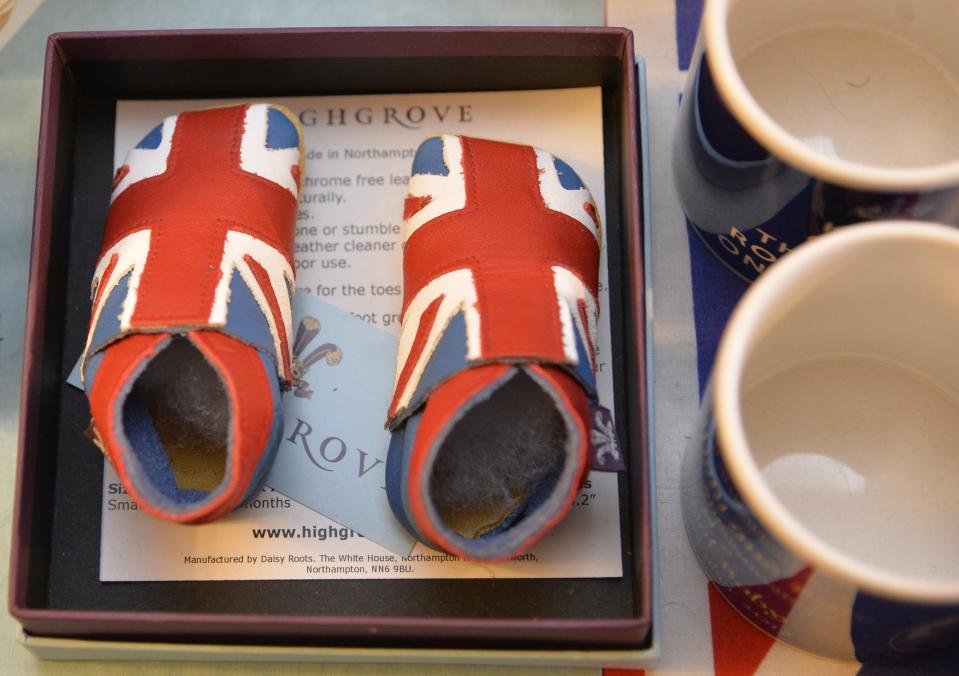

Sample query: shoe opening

[122,336,230,505]
[428,369,569,540]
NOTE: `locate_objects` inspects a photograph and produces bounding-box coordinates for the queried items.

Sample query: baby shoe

[81,103,303,523]
[386,134,601,560]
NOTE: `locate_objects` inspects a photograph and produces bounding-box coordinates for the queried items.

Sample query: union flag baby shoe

[81,103,303,523]
[386,135,601,560]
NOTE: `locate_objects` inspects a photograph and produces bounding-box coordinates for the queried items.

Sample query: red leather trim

[406,363,511,558]
[88,333,173,519]
[403,194,432,220]
[188,330,275,523]
[244,254,291,384]
[111,164,130,191]
[576,298,596,370]
[387,294,444,420]
[88,330,274,523]
[406,363,590,561]
[522,364,591,547]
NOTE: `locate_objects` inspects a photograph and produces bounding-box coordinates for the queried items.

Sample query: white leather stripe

[535,147,600,241]
[111,116,177,203]
[403,134,466,241]
[209,230,294,369]
[239,103,300,198]
[393,268,480,412]
[81,229,152,382]
[552,266,598,366]
[105,231,152,331]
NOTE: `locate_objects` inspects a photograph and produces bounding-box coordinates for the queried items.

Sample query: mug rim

[714,221,959,603]
[704,0,959,191]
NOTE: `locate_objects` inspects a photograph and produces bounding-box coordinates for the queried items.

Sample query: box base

[12,27,653,653]
[19,626,659,668]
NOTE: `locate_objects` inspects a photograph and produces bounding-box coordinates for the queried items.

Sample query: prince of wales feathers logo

[291,316,342,399]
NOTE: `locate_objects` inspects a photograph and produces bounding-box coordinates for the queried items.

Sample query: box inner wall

[22,50,643,647]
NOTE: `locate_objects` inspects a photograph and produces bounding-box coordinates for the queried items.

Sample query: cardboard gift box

[10,27,655,666]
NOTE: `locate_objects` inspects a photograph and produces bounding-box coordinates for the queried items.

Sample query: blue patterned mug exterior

[682,223,959,663]
[675,0,959,282]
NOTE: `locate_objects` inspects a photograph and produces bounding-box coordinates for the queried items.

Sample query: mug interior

[719,223,959,597]
[710,0,959,184]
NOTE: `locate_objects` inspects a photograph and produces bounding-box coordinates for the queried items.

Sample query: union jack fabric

[384,135,601,560]
[81,103,302,523]
[82,103,300,388]
[387,134,602,426]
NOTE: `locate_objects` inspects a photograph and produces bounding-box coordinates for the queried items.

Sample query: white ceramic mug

[675,0,959,281]
[682,222,959,662]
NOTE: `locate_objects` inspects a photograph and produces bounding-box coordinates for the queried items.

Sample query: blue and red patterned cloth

[669,2,959,672]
